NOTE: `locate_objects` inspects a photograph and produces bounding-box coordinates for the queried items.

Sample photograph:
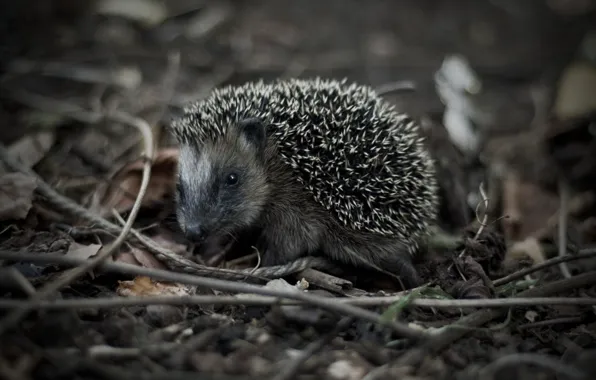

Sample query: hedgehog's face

[175,117,270,249]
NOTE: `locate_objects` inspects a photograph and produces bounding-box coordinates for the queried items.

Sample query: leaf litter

[89,147,179,217]
[64,242,102,260]
[0,172,38,221]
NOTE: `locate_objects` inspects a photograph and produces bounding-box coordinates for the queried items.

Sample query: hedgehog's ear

[237,117,267,158]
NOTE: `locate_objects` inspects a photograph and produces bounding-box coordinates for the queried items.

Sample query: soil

[1,1,596,379]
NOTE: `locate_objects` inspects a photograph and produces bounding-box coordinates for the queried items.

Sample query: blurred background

[2,0,594,125]
[1,0,596,261]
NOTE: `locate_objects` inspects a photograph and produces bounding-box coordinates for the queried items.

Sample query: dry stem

[493,247,596,286]
[0,110,155,336]
[0,251,427,341]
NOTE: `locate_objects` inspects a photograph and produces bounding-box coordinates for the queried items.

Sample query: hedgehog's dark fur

[170,78,438,287]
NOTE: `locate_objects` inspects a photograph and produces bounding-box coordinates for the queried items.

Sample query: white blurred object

[442,106,481,156]
[434,54,488,156]
[436,54,482,94]
[97,0,167,27]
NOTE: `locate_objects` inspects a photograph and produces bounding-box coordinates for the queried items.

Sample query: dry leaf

[0,173,38,221]
[3,132,55,173]
[112,251,140,266]
[117,276,196,297]
[504,237,546,269]
[510,181,559,240]
[524,310,538,323]
[114,247,167,270]
[90,147,179,217]
[150,234,188,255]
[65,242,102,260]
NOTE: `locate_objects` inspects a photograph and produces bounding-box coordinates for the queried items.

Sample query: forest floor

[1,1,596,379]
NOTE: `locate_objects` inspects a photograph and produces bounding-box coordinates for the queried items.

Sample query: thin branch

[1,268,36,296]
[375,80,417,96]
[557,179,573,279]
[479,353,585,380]
[2,252,596,311]
[493,247,596,286]
[395,270,596,368]
[449,182,490,280]
[0,295,595,310]
[0,251,427,341]
[0,109,154,336]
[517,316,584,330]
[48,342,179,359]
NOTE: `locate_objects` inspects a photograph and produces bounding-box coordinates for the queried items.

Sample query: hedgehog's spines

[170,78,439,249]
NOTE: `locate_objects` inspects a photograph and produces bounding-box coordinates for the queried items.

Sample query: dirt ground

[1,0,596,379]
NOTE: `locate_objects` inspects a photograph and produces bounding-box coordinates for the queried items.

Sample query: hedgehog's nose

[185,224,208,243]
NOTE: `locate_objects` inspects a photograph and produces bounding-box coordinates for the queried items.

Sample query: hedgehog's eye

[225,173,239,186]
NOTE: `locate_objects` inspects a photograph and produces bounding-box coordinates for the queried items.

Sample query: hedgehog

[169,77,438,287]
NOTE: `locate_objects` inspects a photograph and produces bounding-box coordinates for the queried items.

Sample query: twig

[395,270,596,368]
[295,268,353,293]
[468,181,490,247]
[0,294,595,310]
[0,251,427,341]
[49,342,179,359]
[2,268,36,296]
[557,179,573,279]
[479,353,585,380]
[2,250,596,311]
[0,110,154,336]
[493,247,596,286]
[375,80,417,96]
[0,90,174,259]
[453,272,596,339]
[271,317,354,380]
[501,171,522,241]
[450,182,490,280]
[517,316,584,330]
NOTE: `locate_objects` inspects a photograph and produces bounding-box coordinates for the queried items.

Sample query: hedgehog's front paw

[380,256,423,289]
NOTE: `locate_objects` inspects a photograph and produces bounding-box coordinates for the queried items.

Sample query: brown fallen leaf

[150,234,188,256]
[503,237,546,270]
[89,147,179,217]
[65,242,102,260]
[0,173,38,221]
[503,179,559,241]
[112,251,141,266]
[114,247,167,270]
[117,276,196,297]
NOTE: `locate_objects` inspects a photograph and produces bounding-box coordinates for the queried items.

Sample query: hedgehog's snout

[184,222,209,243]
